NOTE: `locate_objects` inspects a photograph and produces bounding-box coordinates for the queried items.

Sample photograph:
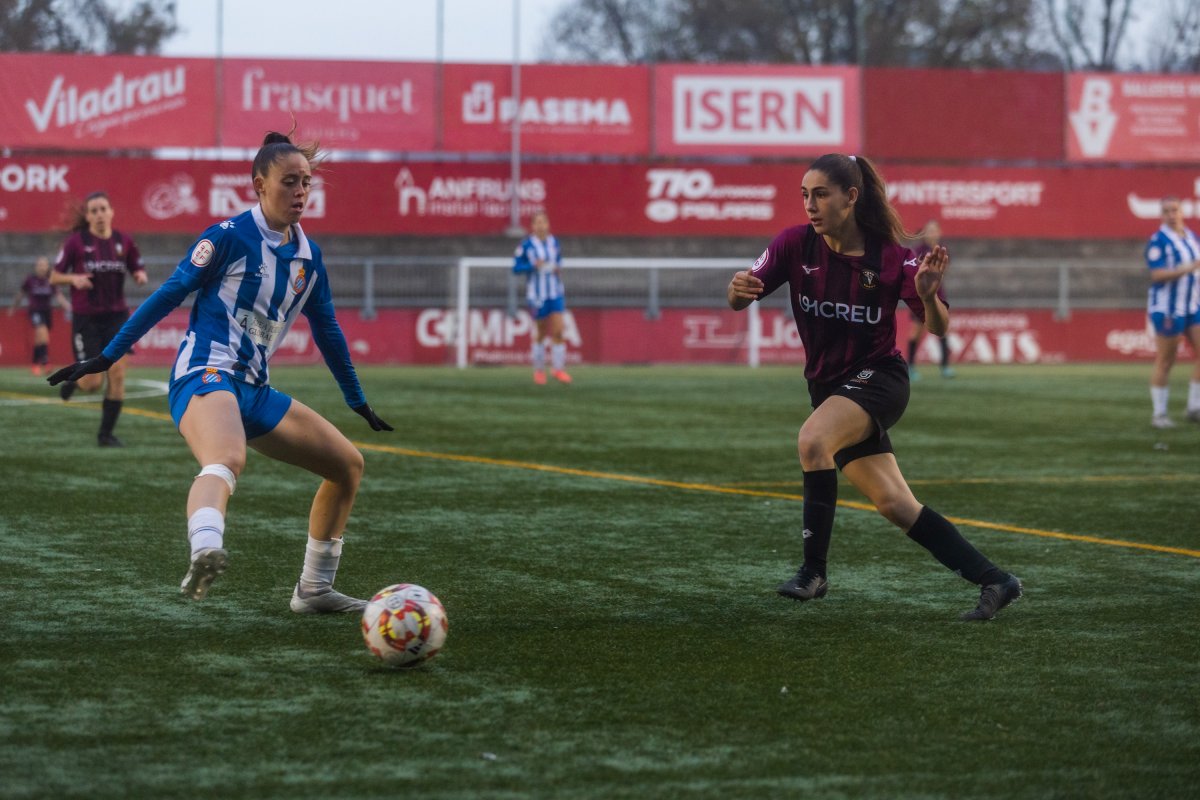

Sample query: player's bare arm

[727,270,764,311]
[915,245,950,336]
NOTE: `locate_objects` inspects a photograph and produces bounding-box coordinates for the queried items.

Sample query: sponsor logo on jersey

[859,269,878,290]
[797,293,882,324]
[802,264,820,275]
[191,239,214,267]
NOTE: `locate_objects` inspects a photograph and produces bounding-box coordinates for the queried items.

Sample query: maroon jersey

[21,274,55,314]
[54,229,144,315]
[751,224,945,384]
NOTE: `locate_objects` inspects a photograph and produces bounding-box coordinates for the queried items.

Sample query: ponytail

[808,153,911,245]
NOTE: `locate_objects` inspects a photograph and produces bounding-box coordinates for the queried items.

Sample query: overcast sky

[159,0,569,63]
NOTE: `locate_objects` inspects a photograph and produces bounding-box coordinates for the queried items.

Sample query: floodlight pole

[505,0,524,238]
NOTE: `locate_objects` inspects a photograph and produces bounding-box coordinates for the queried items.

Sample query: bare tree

[539,0,1055,68]
[1038,0,1136,70]
[1143,0,1200,72]
[0,0,178,54]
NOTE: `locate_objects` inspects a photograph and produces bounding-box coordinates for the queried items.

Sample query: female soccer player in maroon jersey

[727,153,1021,621]
[50,191,148,446]
[7,256,67,375]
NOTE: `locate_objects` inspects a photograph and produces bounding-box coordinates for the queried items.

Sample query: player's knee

[875,495,920,529]
[796,430,834,468]
[196,463,240,495]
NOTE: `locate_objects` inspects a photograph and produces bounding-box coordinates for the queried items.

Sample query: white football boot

[289,584,367,614]
[180,548,229,600]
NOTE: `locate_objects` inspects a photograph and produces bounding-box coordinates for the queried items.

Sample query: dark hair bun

[262,131,291,146]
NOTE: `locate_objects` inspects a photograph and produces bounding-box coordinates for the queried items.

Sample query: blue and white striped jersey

[102,204,365,408]
[1146,224,1200,318]
[513,234,564,308]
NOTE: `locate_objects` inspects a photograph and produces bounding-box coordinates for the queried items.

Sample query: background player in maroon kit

[727,153,1021,621]
[7,256,68,376]
[50,191,148,446]
[906,219,955,379]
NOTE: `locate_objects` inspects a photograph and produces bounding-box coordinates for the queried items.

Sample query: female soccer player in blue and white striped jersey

[513,211,571,384]
[49,131,392,613]
[727,153,1021,622]
[1144,196,1200,428]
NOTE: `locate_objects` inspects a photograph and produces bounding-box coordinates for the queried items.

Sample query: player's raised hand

[46,355,113,386]
[728,270,765,309]
[915,245,949,300]
[352,403,393,432]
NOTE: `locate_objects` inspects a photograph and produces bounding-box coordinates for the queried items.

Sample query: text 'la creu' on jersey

[101,204,365,408]
[750,224,945,384]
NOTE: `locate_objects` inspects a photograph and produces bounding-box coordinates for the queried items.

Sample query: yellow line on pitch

[356,441,1200,560]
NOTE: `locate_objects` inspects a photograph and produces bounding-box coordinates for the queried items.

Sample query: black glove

[46,355,113,386]
[352,403,393,432]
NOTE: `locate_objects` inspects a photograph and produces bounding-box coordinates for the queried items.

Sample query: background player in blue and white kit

[727,153,1021,622]
[8,256,67,376]
[49,131,392,613]
[1144,196,1200,428]
[513,211,571,384]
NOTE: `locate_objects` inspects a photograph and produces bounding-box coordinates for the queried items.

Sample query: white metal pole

[506,0,523,237]
[747,301,760,368]
[456,258,470,368]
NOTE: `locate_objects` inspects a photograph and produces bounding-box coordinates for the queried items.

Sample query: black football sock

[907,338,918,364]
[99,398,123,438]
[801,469,838,578]
[940,338,950,369]
[906,506,1007,585]
[33,344,48,365]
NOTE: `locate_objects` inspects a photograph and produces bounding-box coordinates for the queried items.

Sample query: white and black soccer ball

[361,583,448,668]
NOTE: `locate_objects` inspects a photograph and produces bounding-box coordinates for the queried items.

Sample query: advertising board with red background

[1067,72,1200,163]
[0,306,1163,368]
[0,155,1195,239]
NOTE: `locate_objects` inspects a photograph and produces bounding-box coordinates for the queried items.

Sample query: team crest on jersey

[851,369,875,383]
[859,269,879,290]
[291,265,307,293]
[201,368,222,384]
[115,242,124,256]
[191,239,215,267]
[752,249,769,272]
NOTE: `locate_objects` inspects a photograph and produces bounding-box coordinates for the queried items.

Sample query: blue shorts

[1149,311,1198,337]
[168,368,293,440]
[530,296,566,320]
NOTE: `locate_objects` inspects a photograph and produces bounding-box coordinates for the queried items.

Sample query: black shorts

[72,310,129,361]
[28,309,52,330]
[808,354,911,469]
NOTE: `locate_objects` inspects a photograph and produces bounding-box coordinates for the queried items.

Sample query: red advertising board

[653,64,861,157]
[1,155,1195,239]
[440,63,650,155]
[219,59,437,151]
[865,68,1063,162]
[0,53,216,150]
[0,307,1161,368]
[1067,72,1200,163]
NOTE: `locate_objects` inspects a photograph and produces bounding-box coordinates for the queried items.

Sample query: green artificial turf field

[1,364,1197,799]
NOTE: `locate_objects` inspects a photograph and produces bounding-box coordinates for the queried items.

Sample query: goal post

[454,257,762,368]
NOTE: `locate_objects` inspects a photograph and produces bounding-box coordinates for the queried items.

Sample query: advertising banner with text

[440,63,650,155]
[0,54,216,150]
[0,155,1196,239]
[653,64,861,157]
[0,307,1161,368]
[1067,72,1200,163]
[219,59,437,151]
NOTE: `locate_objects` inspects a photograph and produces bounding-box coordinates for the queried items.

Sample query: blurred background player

[48,131,392,612]
[1144,196,1200,428]
[906,219,954,379]
[513,211,571,384]
[7,255,68,376]
[726,153,1021,622]
[49,191,148,446]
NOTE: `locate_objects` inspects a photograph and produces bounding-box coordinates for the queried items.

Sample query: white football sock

[299,536,343,595]
[1188,381,1200,412]
[531,339,546,370]
[187,507,225,556]
[1151,386,1169,417]
[552,342,566,371]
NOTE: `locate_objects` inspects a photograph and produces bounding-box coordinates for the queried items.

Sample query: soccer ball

[361,583,448,668]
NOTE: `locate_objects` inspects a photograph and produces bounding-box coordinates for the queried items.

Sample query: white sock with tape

[187,507,225,556]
